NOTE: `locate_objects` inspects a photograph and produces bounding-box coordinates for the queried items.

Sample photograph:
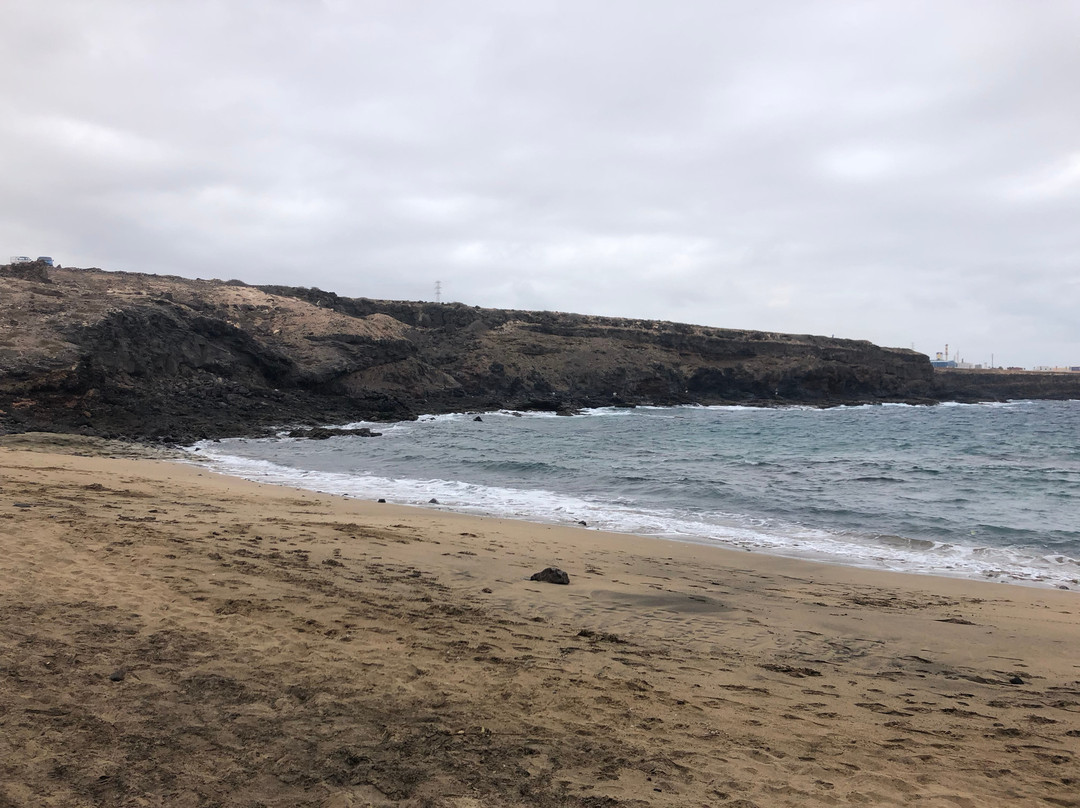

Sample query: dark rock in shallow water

[530,567,570,585]
[287,427,382,440]
[428,498,439,504]
[473,415,483,422]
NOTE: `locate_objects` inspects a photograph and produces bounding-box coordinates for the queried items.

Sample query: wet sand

[1,436,1078,807]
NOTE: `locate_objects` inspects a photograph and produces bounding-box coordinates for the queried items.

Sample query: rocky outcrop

[285,427,382,439]
[2,263,1073,442]
[255,285,936,409]
[932,369,1080,402]
[0,266,420,440]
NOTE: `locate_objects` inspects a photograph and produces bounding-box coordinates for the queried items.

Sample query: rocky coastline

[2,261,1077,443]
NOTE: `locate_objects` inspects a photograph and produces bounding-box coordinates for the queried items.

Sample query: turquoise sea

[192,400,1080,590]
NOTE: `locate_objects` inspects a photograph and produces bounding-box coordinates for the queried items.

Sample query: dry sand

[0,436,1077,807]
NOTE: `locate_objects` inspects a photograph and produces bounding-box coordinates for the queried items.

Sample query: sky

[2,1,1078,368]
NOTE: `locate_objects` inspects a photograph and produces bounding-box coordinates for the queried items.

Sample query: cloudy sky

[3,1,1078,367]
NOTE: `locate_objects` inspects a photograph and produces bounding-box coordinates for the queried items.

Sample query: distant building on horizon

[930,346,986,370]
[931,349,958,368]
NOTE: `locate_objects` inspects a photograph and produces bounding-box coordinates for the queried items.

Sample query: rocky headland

[2,261,1077,442]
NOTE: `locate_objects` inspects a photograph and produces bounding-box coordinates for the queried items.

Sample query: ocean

[190,399,1080,590]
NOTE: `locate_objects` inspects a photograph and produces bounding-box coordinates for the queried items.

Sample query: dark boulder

[530,567,570,585]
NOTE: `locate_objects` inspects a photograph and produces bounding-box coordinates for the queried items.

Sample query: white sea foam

[935,400,1022,409]
[186,444,1080,591]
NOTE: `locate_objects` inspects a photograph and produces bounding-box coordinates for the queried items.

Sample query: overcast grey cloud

[2,1,1078,367]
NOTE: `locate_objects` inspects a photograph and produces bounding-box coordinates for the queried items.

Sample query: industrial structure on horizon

[930,344,980,369]
[931,344,1078,372]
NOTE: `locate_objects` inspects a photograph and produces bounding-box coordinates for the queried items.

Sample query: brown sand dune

[0,438,1077,807]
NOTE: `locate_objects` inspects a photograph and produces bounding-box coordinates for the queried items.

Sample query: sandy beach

[1,435,1077,807]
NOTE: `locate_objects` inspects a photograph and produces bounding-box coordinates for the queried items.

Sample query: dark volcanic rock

[530,567,570,585]
[286,427,382,439]
[933,368,1080,402]
[0,260,52,284]
[3,264,1075,442]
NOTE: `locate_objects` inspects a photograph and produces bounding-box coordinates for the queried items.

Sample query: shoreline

[194,448,1080,593]
[2,437,1079,806]
[192,403,1080,593]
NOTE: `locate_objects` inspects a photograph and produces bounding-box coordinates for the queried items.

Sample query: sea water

[190,400,1080,590]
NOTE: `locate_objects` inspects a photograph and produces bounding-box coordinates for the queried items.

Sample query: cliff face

[932,368,1080,402]
[2,262,1068,442]
[257,285,936,409]
[0,265,422,439]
